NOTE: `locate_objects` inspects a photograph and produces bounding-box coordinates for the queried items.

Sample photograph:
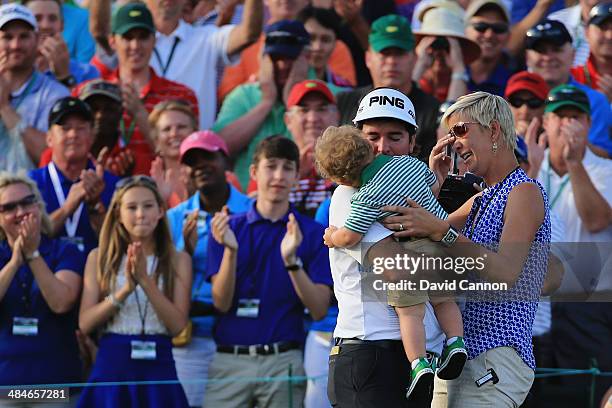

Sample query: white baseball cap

[353,87,418,128]
[0,4,37,31]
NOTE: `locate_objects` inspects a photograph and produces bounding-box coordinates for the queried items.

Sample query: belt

[217,341,301,356]
[335,338,403,350]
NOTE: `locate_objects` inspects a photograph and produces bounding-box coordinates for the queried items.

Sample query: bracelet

[451,71,469,82]
[105,293,123,309]
[87,201,105,214]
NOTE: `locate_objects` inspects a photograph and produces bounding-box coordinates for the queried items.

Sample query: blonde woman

[0,174,85,389]
[78,176,192,407]
[148,100,198,208]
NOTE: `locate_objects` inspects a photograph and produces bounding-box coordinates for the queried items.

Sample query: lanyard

[134,257,158,335]
[545,158,570,210]
[48,162,83,238]
[119,117,137,147]
[153,37,180,77]
[11,72,38,109]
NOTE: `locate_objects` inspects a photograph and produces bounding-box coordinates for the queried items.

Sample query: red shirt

[571,54,601,91]
[72,68,199,175]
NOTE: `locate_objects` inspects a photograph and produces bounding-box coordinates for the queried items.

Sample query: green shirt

[212,83,291,190]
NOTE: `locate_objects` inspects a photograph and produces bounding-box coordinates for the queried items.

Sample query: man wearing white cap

[0,3,68,172]
[327,87,447,407]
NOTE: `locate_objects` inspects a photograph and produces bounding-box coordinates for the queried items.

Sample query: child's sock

[446,336,460,346]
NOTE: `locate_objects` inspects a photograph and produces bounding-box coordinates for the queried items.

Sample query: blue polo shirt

[44,59,100,85]
[62,4,95,63]
[467,54,519,96]
[0,236,85,385]
[166,185,251,338]
[29,162,118,254]
[206,202,333,346]
[568,77,612,157]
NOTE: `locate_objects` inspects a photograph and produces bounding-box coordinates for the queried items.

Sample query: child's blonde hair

[314,125,373,187]
[97,177,176,300]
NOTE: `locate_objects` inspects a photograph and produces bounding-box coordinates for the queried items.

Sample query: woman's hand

[20,213,41,258]
[429,134,455,184]
[122,244,139,293]
[381,199,450,241]
[128,242,150,286]
[8,234,24,268]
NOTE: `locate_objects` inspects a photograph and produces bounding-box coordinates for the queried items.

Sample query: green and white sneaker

[406,357,434,403]
[436,337,468,380]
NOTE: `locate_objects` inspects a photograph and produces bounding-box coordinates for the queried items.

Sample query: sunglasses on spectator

[508,96,545,109]
[471,22,509,34]
[116,175,158,190]
[0,194,38,214]
[449,122,480,138]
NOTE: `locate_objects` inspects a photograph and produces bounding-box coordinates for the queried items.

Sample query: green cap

[369,14,415,52]
[545,84,590,115]
[111,3,155,35]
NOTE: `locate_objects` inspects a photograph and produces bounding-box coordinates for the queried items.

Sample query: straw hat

[414,7,481,65]
[415,0,465,23]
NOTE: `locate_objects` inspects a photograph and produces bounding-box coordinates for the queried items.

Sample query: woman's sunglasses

[471,22,509,34]
[0,194,37,214]
[449,122,480,138]
[508,96,545,109]
[116,175,158,190]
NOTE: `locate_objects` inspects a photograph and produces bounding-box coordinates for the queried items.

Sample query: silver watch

[440,226,459,247]
[24,250,40,262]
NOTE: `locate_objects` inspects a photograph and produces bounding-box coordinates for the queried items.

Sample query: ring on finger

[398,223,404,231]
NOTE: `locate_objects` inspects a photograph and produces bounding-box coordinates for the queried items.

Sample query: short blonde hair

[0,172,53,241]
[441,92,516,151]
[148,100,198,144]
[314,125,373,186]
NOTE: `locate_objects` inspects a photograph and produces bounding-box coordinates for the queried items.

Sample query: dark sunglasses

[449,122,479,138]
[116,175,158,190]
[0,194,37,214]
[547,90,590,106]
[508,96,545,109]
[471,22,509,34]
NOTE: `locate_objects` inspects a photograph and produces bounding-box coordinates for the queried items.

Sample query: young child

[315,125,467,400]
[78,176,192,408]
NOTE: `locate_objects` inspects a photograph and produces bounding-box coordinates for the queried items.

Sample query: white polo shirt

[329,185,445,354]
[151,20,238,130]
[549,5,589,67]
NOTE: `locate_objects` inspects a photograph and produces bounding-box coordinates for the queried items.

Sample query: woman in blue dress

[0,174,85,391]
[78,176,192,408]
[380,92,551,407]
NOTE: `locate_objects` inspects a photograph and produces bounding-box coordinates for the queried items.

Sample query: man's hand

[39,34,71,80]
[182,209,199,256]
[560,118,587,165]
[80,165,105,205]
[283,51,309,104]
[524,117,547,177]
[281,213,303,263]
[211,206,238,250]
[64,180,88,213]
[103,149,135,177]
[333,0,363,23]
[121,83,146,119]
[446,37,465,73]
[259,54,277,105]
[598,74,612,102]
[0,51,11,109]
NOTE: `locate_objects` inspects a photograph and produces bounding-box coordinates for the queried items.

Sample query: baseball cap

[545,84,590,114]
[0,4,37,31]
[264,20,310,59]
[353,87,418,128]
[588,2,612,26]
[504,71,549,100]
[369,14,415,53]
[464,0,510,24]
[111,3,155,35]
[286,80,335,108]
[49,97,93,126]
[180,130,229,163]
[78,79,122,103]
[525,19,572,50]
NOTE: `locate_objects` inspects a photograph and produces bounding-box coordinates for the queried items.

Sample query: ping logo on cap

[369,95,405,109]
[129,10,142,17]
[386,26,398,33]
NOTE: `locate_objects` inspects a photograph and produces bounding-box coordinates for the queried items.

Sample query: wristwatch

[24,250,40,262]
[285,257,303,271]
[58,74,77,88]
[451,71,469,82]
[439,226,460,247]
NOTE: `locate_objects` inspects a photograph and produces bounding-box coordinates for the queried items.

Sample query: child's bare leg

[395,303,426,362]
[431,298,463,340]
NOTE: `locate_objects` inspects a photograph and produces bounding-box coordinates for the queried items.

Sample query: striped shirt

[74,68,199,175]
[346,155,448,234]
[548,5,590,67]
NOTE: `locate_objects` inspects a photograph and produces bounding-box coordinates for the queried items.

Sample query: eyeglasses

[115,175,158,190]
[508,96,545,109]
[449,122,480,138]
[0,194,37,214]
[471,22,509,34]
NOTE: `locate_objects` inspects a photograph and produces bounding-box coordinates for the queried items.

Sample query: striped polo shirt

[346,155,448,234]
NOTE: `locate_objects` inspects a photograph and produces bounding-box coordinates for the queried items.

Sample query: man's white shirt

[329,185,445,354]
